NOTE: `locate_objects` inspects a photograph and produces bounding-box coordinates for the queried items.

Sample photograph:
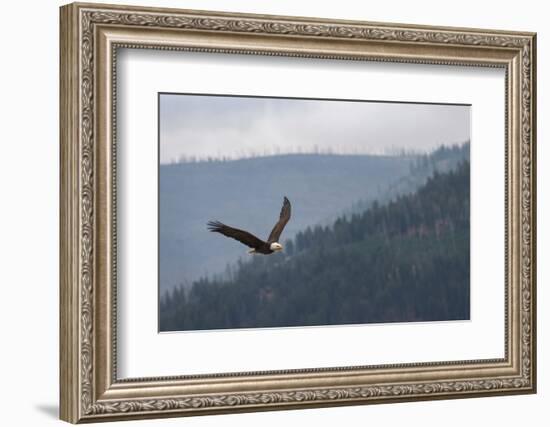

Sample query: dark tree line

[160,161,470,331]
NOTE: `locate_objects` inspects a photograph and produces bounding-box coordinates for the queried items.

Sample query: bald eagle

[207,197,291,255]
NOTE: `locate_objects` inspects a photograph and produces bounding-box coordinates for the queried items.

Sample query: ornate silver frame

[60,2,537,423]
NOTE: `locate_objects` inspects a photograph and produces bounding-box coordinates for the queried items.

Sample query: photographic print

[158,94,471,332]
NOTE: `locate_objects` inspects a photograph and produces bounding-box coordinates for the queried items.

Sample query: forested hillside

[343,143,469,218]
[160,160,470,331]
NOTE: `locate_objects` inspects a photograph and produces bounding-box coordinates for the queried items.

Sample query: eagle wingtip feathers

[207,220,223,232]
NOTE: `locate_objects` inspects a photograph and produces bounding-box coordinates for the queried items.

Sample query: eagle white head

[270,242,283,252]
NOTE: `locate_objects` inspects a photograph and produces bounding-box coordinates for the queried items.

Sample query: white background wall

[0,0,545,426]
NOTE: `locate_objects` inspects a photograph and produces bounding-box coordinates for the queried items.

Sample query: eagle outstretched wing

[267,197,291,243]
[207,221,266,249]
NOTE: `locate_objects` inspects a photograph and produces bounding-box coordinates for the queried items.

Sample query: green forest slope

[160,161,470,331]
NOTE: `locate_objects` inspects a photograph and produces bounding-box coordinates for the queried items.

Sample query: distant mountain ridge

[159,144,469,294]
[160,152,416,293]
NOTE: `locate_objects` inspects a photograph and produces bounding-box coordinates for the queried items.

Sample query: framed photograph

[59,2,537,423]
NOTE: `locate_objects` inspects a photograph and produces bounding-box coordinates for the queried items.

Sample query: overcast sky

[159,93,470,163]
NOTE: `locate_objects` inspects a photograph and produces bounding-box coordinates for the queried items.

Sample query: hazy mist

[160,94,470,163]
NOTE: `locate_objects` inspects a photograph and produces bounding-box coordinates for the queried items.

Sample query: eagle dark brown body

[207,197,291,255]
